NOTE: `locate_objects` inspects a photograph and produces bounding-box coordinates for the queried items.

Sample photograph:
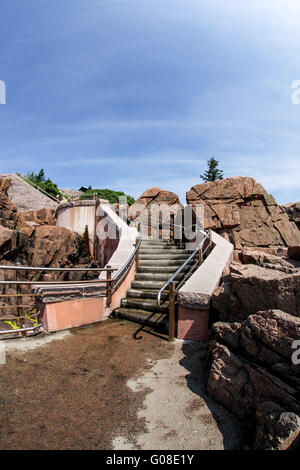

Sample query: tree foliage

[24,169,61,198]
[200,157,224,182]
[80,188,135,206]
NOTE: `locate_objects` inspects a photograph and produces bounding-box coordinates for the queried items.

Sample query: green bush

[22,169,61,199]
[80,189,135,206]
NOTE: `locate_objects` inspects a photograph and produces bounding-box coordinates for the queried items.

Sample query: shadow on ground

[179,340,244,450]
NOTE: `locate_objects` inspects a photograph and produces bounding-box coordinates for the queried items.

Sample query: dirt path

[0,320,242,450]
[113,340,242,450]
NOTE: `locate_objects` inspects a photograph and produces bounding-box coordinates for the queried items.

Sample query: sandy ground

[0,319,243,450]
[113,340,242,450]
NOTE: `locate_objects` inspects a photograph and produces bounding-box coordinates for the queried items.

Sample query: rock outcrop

[128,187,183,237]
[282,202,300,230]
[207,310,300,449]
[186,177,300,254]
[208,248,300,449]
[212,262,300,322]
[0,177,101,331]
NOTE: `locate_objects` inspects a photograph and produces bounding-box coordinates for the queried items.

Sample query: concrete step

[137,266,182,274]
[134,272,185,282]
[139,247,189,254]
[113,307,168,332]
[139,248,189,259]
[126,288,169,300]
[138,253,190,261]
[141,240,173,245]
[138,259,189,267]
[131,280,170,290]
[121,297,169,313]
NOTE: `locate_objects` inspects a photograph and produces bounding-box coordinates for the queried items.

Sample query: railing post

[209,229,213,252]
[169,282,176,342]
[198,246,203,265]
[135,237,140,271]
[16,270,26,338]
[106,266,112,307]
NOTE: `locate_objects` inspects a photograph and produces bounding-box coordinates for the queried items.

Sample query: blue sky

[0,0,300,204]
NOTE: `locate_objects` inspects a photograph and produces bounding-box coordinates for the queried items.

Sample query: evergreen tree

[200,157,223,182]
[24,169,61,198]
[37,169,45,183]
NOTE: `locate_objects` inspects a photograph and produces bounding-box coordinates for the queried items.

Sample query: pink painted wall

[40,262,136,333]
[110,261,136,311]
[177,306,209,341]
[41,297,105,333]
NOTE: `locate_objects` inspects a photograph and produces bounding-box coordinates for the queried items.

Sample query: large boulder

[207,343,299,420]
[207,309,300,449]
[282,202,300,230]
[254,401,300,450]
[0,183,101,332]
[240,248,299,273]
[128,187,183,238]
[186,177,300,253]
[207,341,300,449]
[212,310,300,387]
[212,263,300,321]
[0,177,18,230]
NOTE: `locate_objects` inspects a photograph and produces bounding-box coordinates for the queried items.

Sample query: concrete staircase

[113,239,193,333]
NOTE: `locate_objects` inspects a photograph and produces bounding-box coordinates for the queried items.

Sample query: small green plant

[3,320,19,330]
[80,188,135,206]
[3,307,39,330]
[25,307,39,326]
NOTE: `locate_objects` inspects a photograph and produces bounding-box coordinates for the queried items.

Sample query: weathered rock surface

[207,341,300,448]
[186,177,300,252]
[207,342,299,419]
[240,248,299,273]
[207,309,300,449]
[282,201,300,230]
[254,401,300,450]
[0,182,101,331]
[212,262,300,321]
[0,177,18,229]
[128,187,183,237]
[212,310,300,386]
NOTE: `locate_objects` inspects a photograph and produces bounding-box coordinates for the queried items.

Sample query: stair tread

[114,307,168,330]
[122,297,168,312]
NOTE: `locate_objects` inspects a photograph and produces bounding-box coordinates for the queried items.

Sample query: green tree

[200,157,223,182]
[37,169,45,183]
[80,188,135,206]
[24,170,61,198]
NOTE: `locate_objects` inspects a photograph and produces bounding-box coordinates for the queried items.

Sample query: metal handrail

[21,175,61,203]
[0,265,117,338]
[0,265,116,272]
[156,228,211,311]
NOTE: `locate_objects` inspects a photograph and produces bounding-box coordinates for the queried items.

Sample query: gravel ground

[0,319,243,450]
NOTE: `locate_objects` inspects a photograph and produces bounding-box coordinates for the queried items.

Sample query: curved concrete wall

[56,201,97,255]
[38,204,139,332]
[56,199,110,257]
